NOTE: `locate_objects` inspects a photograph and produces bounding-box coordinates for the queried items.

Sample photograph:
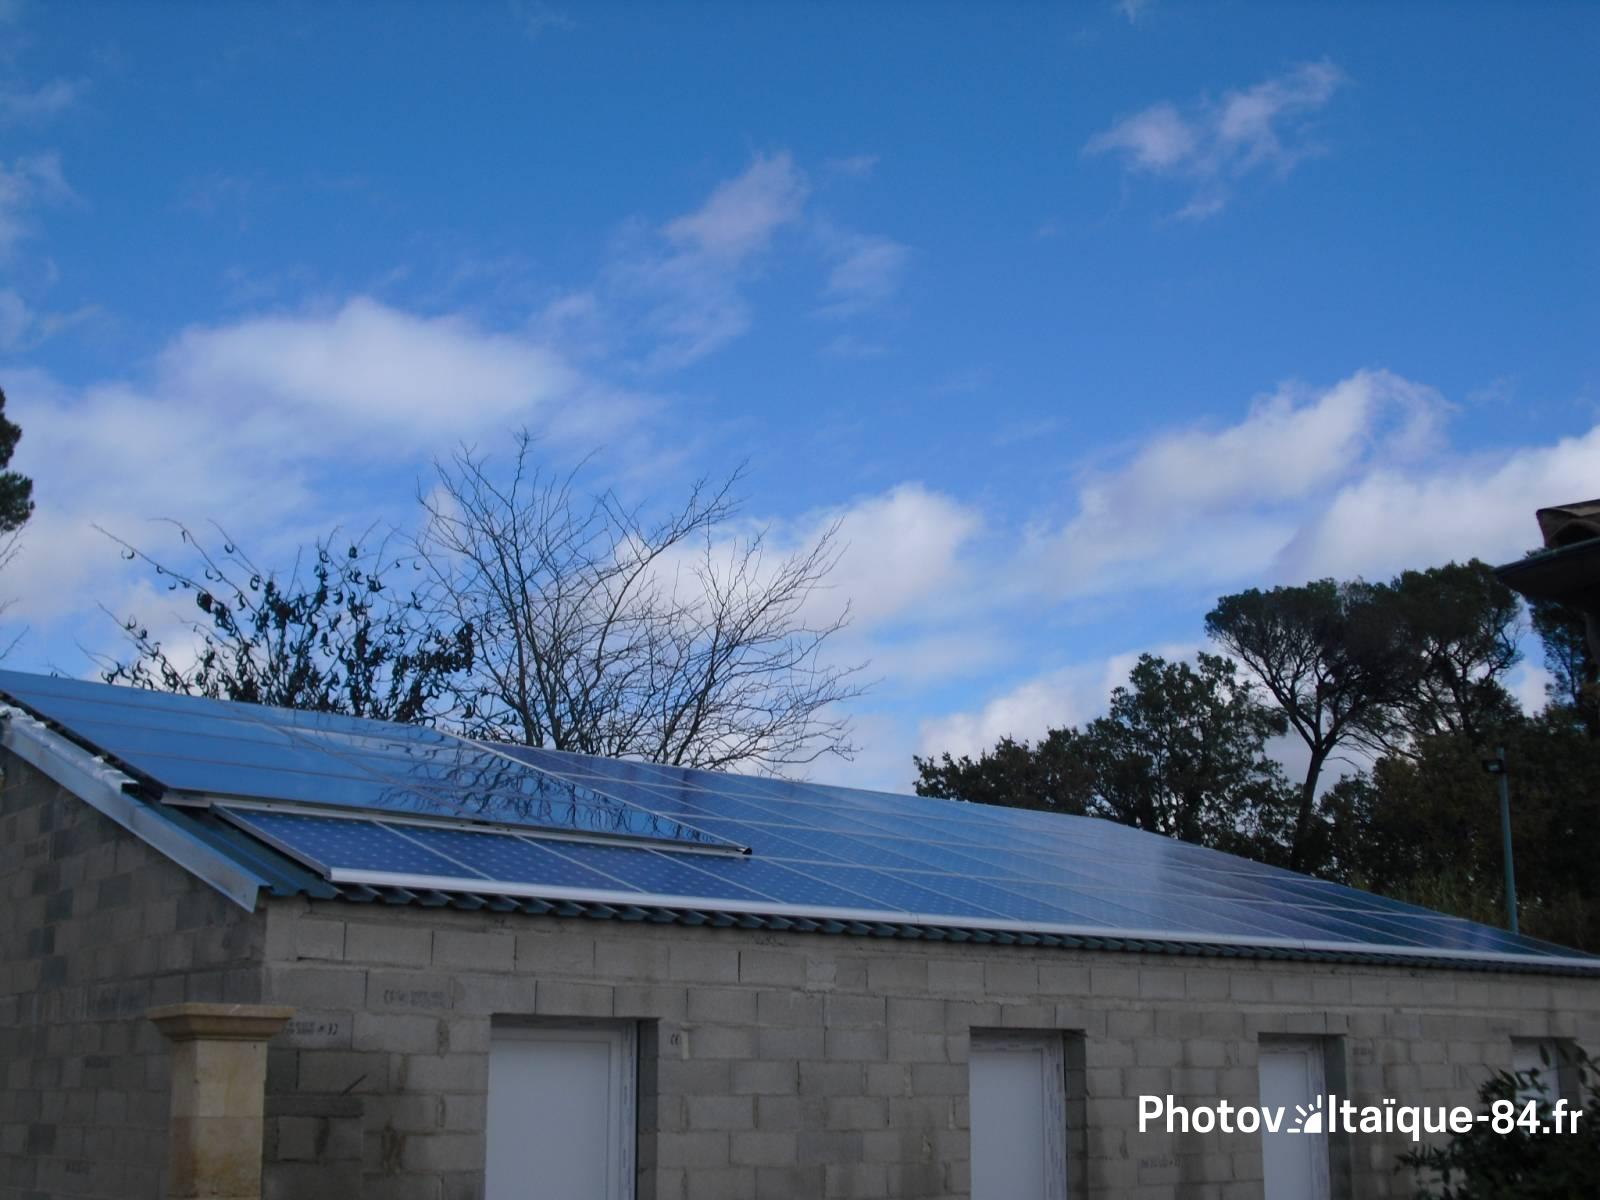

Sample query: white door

[486,1024,636,1200]
[969,1032,1067,1200]
[1258,1041,1330,1200]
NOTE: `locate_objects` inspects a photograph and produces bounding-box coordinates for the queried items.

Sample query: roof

[1495,537,1600,608]
[2,668,1596,976]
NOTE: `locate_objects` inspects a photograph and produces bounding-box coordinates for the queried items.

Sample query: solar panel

[0,671,739,852]
[3,669,1595,967]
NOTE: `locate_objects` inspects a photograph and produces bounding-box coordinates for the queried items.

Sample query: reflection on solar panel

[2,669,1594,967]
[0,670,738,852]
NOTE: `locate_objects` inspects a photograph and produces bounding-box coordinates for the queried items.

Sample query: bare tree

[0,529,26,660]
[417,434,866,771]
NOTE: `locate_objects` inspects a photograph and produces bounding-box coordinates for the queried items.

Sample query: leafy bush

[1400,1046,1598,1198]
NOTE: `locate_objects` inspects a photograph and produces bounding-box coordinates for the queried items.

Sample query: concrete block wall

[262,896,1600,1200]
[0,756,266,1200]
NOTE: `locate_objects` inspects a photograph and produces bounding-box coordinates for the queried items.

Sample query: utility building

[1,669,1595,1200]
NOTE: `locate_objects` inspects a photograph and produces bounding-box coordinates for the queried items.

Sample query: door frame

[487,1020,638,1200]
[969,1029,1069,1200]
[1258,1037,1331,1200]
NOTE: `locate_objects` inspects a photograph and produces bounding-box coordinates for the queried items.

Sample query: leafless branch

[416,433,866,772]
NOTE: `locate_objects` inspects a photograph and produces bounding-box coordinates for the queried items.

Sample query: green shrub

[1400,1046,1598,1198]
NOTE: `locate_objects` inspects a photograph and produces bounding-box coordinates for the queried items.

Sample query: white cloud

[817,227,911,317]
[607,152,810,369]
[0,151,73,256]
[648,482,983,639]
[826,154,879,178]
[1116,0,1153,22]
[0,78,82,124]
[1027,369,1447,597]
[916,642,1197,762]
[1,299,648,646]
[1007,366,1600,612]
[0,288,28,346]
[1089,102,1195,170]
[816,484,983,630]
[0,287,96,351]
[588,152,908,368]
[1277,422,1600,581]
[159,297,610,451]
[1086,61,1345,217]
[1507,662,1556,716]
[820,333,888,361]
[664,153,808,261]
[510,1,575,39]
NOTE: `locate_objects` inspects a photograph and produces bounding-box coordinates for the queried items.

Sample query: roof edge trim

[327,867,1600,973]
[1,705,266,912]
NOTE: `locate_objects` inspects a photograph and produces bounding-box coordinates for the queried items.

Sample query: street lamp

[1480,749,1517,935]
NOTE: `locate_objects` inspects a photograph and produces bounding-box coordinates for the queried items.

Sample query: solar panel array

[1,669,1592,964]
[0,671,733,851]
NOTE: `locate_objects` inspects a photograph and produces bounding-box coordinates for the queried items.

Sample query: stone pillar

[148,1002,295,1200]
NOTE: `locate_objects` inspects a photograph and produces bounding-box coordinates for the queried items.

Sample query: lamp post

[1480,749,1517,935]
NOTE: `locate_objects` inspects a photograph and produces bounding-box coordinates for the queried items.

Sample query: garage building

[1,668,1596,1200]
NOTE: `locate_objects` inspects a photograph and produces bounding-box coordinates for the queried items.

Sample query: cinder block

[757,1025,824,1061]
[657,1131,731,1169]
[290,919,347,961]
[687,1095,755,1131]
[352,1012,440,1055]
[755,989,821,1028]
[452,972,537,1014]
[399,1132,481,1173]
[366,970,455,1014]
[534,980,612,1017]
[927,960,984,996]
[615,985,689,1022]
[909,1063,965,1097]
[826,1026,887,1062]
[800,1061,863,1097]
[690,1025,758,1060]
[866,956,928,993]
[984,959,1039,996]
[1139,969,1187,1001]
[345,922,433,968]
[886,997,944,1033]
[1039,963,1091,995]
[432,930,514,973]
[1089,966,1139,998]
[658,1057,732,1096]
[515,930,595,974]
[888,1029,946,1064]
[755,1164,825,1197]
[732,1060,798,1096]
[729,1130,797,1166]
[272,965,368,1010]
[401,1053,487,1094]
[668,943,740,984]
[823,993,885,1029]
[298,1050,391,1094]
[595,938,671,979]
[739,950,804,989]
[754,1095,803,1129]
[688,987,757,1025]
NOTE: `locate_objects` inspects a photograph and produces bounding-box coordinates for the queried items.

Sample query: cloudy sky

[1,1,1596,789]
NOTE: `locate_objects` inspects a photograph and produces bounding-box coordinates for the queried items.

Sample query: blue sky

[2,0,1597,788]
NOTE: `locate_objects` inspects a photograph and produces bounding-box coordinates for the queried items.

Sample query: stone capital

[148,1003,295,1043]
